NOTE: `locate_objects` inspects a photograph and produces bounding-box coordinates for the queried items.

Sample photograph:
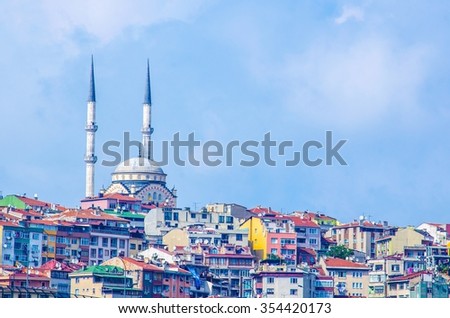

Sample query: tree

[326,245,354,259]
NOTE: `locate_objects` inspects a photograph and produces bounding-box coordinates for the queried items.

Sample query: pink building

[80,193,142,211]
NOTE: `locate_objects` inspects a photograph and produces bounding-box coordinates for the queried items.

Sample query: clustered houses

[1,193,450,298]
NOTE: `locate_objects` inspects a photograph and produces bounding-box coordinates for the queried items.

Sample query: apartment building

[319,257,370,297]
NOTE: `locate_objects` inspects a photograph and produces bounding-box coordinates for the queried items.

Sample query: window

[266,288,274,295]
[236,234,243,241]
[102,238,108,247]
[219,216,225,223]
[90,236,98,246]
[309,238,317,245]
[130,243,137,250]
[32,233,40,240]
[110,238,118,248]
[90,249,97,258]
[337,271,346,278]
[3,254,11,261]
[290,278,298,284]
[201,214,208,219]
[56,237,67,244]
[173,212,179,221]
[271,238,278,244]
[111,250,117,257]
[352,271,363,278]
[226,216,233,223]
[190,213,196,219]
[164,212,172,221]
[391,264,400,272]
[290,289,298,295]
[271,248,278,255]
[71,238,78,244]
[119,239,126,249]
[374,286,384,294]
[80,238,90,246]
[309,228,318,234]
[374,264,383,271]
[267,277,274,284]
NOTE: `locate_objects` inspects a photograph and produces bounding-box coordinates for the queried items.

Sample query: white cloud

[0,0,207,47]
[279,38,431,129]
[335,5,364,25]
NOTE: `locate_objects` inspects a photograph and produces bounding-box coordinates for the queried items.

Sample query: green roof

[0,195,26,209]
[72,265,124,276]
[104,210,146,220]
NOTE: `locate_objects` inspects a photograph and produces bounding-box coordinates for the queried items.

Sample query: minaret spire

[144,59,151,105]
[84,55,98,198]
[88,55,96,102]
[141,59,153,160]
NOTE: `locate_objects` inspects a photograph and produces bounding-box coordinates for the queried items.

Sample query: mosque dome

[114,157,164,175]
[111,157,166,184]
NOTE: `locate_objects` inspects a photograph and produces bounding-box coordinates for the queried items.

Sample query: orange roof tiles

[288,216,320,228]
[47,209,129,223]
[82,193,141,202]
[323,257,369,269]
[16,196,51,207]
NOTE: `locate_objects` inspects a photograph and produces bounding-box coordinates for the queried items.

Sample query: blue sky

[1,1,450,226]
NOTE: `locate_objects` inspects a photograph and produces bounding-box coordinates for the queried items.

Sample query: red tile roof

[323,258,369,269]
[121,257,164,271]
[294,211,337,221]
[288,216,320,228]
[388,271,430,282]
[16,196,51,207]
[0,220,22,227]
[249,206,282,215]
[38,260,74,272]
[47,209,129,223]
[82,193,141,202]
[298,247,317,256]
[121,257,190,274]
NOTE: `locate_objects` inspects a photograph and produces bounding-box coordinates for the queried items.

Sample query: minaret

[84,56,98,198]
[141,59,153,160]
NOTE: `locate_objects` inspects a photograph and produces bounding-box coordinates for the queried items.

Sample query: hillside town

[1,59,449,299]
[0,194,449,298]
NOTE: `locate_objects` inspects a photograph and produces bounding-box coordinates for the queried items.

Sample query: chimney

[34,193,38,200]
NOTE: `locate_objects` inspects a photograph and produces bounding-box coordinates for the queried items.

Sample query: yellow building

[376,227,433,257]
[240,216,297,263]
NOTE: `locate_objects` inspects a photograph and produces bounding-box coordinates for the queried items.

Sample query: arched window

[153,192,157,201]
[158,194,162,201]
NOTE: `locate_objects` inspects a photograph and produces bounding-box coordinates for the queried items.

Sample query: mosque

[81,57,177,208]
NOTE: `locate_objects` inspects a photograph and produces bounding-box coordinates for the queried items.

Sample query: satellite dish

[195,239,200,244]
[204,239,209,245]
